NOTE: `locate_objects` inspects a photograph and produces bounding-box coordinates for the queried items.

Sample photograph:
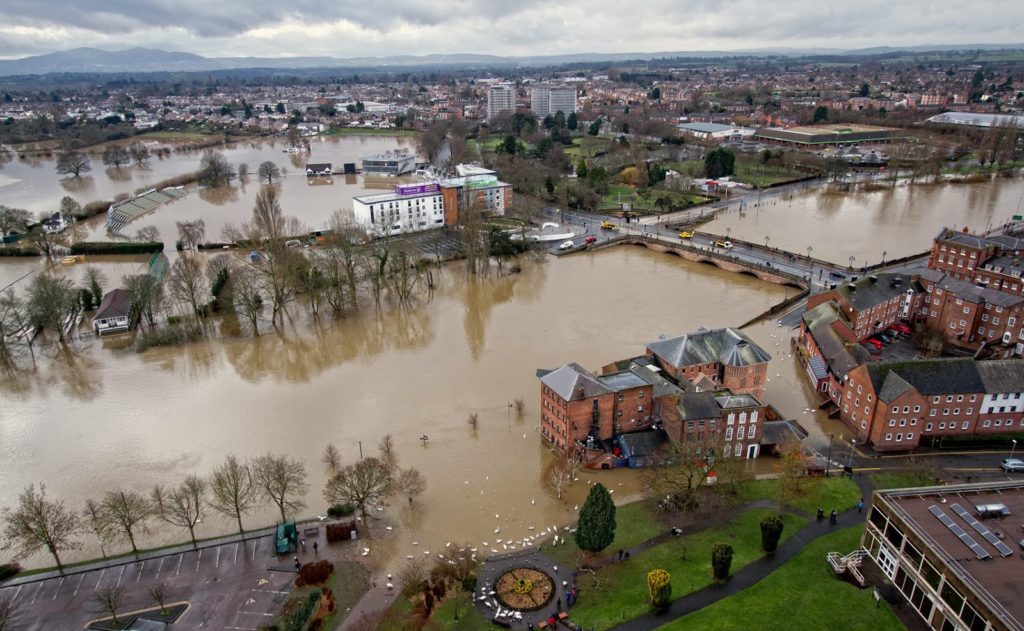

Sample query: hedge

[69,241,164,255]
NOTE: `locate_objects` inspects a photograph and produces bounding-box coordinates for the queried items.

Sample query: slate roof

[981,255,1024,279]
[975,360,1024,395]
[760,420,809,445]
[676,391,724,421]
[936,228,992,250]
[618,430,669,458]
[597,370,649,392]
[833,273,919,311]
[646,327,770,369]
[918,269,1023,308]
[540,362,612,401]
[867,358,986,402]
[802,301,870,380]
[94,288,133,321]
[713,393,762,409]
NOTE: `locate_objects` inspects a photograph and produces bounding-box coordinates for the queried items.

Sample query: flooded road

[0,247,788,569]
[704,177,1024,266]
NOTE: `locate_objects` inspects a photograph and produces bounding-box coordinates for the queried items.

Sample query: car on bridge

[678,231,694,239]
[559,240,575,250]
[600,221,619,231]
[714,240,734,249]
[585,236,597,244]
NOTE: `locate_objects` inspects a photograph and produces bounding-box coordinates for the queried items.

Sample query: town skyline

[2,0,1024,60]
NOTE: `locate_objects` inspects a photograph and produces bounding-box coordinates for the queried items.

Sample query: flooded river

[0,247,791,569]
[704,176,1024,266]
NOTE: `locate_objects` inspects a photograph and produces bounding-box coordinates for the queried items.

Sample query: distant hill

[0,44,1022,76]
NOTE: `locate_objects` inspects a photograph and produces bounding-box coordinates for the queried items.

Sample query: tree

[0,288,35,367]
[711,542,733,581]
[323,457,394,519]
[102,145,130,168]
[27,274,78,344]
[859,83,870,97]
[1,484,82,575]
[83,498,113,559]
[567,112,578,131]
[176,219,206,251]
[231,266,263,334]
[0,592,23,631]
[647,569,671,610]
[378,434,398,473]
[253,454,308,522]
[0,205,32,236]
[760,515,785,555]
[575,483,616,554]
[321,444,342,475]
[704,148,736,179]
[209,455,260,535]
[395,468,426,504]
[92,585,124,625]
[128,142,150,167]
[167,255,207,317]
[649,86,662,101]
[812,106,828,123]
[258,160,281,184]
[152,475,207,549]
[197,150,234,187]
[237,162,249,180]
[99,490,152,555]
[56,151,91,178]
[148,583,171,615]
[417,121,449,165]
[135,226,161,243]
[83,265,106,310]
[588,118,602,136]
[123,274,162,328]
[642,435,725,512]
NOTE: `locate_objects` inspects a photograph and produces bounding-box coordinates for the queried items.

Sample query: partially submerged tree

[575,483,616,555]
[176,219,206,251]
[128,142,150,167]
[99,490,152,555]
[208,455,260,535]
[102,145,130,169]
[323,457,394,519]
[321,443,342,475]
[56,151,91,178]
[253,454,308,522]
[0,205,32,236]
[27,274,78,344]
[395,468,426,504]
[1,484,82,575]
[83,265,106,309]
[197,150,234,187]
[258,161,281,184]
[83,499,114,559]
[152,475,207,549]
[167,255,208,317]
[123,274,163,328]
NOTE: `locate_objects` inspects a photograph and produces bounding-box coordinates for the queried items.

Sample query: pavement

[0,522,358,631]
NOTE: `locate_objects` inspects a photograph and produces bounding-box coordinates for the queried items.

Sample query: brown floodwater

[704,177,1024,266]
[0,246,795,570]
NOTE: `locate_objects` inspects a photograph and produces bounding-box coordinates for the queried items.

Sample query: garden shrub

[647,568,671,610]
[0,562,21,582]
[69,241,164,255]
[296,560,334,587]
[326,503,355,518]
[712,543,734,581]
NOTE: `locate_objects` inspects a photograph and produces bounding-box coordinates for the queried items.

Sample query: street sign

[1013,214,1022,221]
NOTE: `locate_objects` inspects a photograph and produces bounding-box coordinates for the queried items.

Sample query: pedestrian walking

[816,508,824,522]
[857,500,864,513]
[829,510,837,526]
[528,623,534,631]
[557,597,562,611]
[624,551,630,561]
[617,549,624,562]
[294,556,301,571]
[313,541,319,555]
[300,538,306,552]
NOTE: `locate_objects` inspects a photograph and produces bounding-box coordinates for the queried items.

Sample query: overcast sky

[1,0,1023,60]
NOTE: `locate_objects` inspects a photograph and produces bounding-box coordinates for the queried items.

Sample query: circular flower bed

[495,567,554,611]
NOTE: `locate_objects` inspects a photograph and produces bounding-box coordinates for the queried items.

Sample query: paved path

[609,475,875,631]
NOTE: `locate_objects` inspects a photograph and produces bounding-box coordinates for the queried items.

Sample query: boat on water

[60,254,85,265]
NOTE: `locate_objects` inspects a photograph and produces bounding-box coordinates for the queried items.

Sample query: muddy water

[704,177,1024,266]
[0,135,414,241]
[0,246,790,569]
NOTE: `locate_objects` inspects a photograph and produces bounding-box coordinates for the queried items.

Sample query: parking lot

[0,535,297,630]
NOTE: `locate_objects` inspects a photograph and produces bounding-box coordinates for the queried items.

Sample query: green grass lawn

[598,184,711,213]
[659,526,904,631]
[665,158,804,188]
[732,477,862,515]
[431,591,493,630]
[545,500,667,566]
[869,470,937,491]
[569,508,806,630]
[320,560,371,630]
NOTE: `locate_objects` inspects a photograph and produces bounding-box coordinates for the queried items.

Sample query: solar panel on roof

[951,503,1014,557]
[929,505,991,560]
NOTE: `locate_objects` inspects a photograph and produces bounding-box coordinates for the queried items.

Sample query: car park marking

[73,574,85,597]
[217,547,221,568]
[196,549,203,572]
[233,543,238,565]
[94,569,106,591]
[155,557,164,580]
[29,582,43,604]
[52,577,64,599]
[136,561,145,583]
[176,554,183,576]
[115,566,125,587]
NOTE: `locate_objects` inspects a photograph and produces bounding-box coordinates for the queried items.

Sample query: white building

[487,83,515,121]
[352,183,446,236]
[531,84,578,116]
[677,122,756,141]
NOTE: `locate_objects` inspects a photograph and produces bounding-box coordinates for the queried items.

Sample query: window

[725,427,733,440]
[891,406,899,413]
[983,420,991,428]
[962,421,969,430]
[885,433,893,441]
[907,433,914,441]
[929,409,937,417]
[946,396,953,403]
[900,419,906,427]
[957,395,963,402]
[913,405,921,413]
[926,423,933,431]
[889,419,896,427]
[896,433,903,442]
[939,422,946,429]
[903,406,910,413]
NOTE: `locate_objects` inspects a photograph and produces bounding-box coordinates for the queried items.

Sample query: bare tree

[258,161,281,184]
[378,434,398,472]
[99,490,152,556]
[148,582,171,615]
[176,219,206,251]
[56,151,91,178]
[385,241,425,305]
[0,592,24,631]
[323,211,365,310]
[197,150,234,187]
[102,145,131,169]
[128,142,151,167]
[167,255,208,318]
[26,274,78,344]
[152,475,207,549]
[83,499,114,559]
[0,205,32,236]
[83,265,107,309]
[0,288,36,367]
[237,163,249,180]
[252,454,308,522]
[123,274,162,328]
[1,484,82,575]
[92,585,124,625]
[134,226,161,243]
[395,468,426,504]
[321,444,342,475]
[208,455,260,535]
[642,435,725,512]
[230,266,263,334]
[544,457,573,500]
[27,228,63,263]
[323,457,394,519]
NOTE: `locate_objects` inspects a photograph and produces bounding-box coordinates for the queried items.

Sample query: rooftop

[918,269,1023,308]
[597,370,650,392]
[880,482,1024,629]
[678,122,736,133]
[833,272,919,312]
[765,123,897,136]
[926,111,1024,129]
[540,362,612,401]
[646,327,771,369]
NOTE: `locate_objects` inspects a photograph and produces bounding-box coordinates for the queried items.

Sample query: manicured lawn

[599,184,711,213]
[545,500,667,566]
[733,477,862,515]
[664,159,804,188]
[659,526,904,631]
[568,508,806,630]
[320,560,371,629]
[432,591,492,630]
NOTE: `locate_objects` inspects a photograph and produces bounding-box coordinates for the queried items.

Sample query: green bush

[712,543,734,581]
[210,267,230,299]
[0,562,21,582]
[284,590,321,631]
[69,241,164,255]
[461,573,477,593]
[0,247,35,257]
[327,503,355,518]
[761,516,785,555]
[647,569,672,610]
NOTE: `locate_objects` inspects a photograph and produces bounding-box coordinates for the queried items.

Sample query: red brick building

[839,358,1024,451]
[645,327,771,399]
[918,269,1024,351]
[929,228,1024,296]
[807,273,922,341]
[658,391,769,459]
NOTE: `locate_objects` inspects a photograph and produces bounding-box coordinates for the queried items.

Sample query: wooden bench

[303,526,319,536]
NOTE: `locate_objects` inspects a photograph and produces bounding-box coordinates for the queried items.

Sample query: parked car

[1002,458,1024,473]
[558,240,575,251]
[879,331,898,343]
[890,323,912,334]
[829,271,847,280]
[864,338,883,350]
[585,236,598,244]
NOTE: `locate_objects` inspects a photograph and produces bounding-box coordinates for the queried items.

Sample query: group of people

[816,508,838,525]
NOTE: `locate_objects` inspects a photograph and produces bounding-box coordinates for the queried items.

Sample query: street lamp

[849,439,856,470]
[1011,439,1018,460]
[825,433,834,476]
[849,255,855,270]
[807,246,814,284]
[764,235,770,249]
[881,250,887,268]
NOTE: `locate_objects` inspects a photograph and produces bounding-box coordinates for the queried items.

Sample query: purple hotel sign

[395,183,439,195]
